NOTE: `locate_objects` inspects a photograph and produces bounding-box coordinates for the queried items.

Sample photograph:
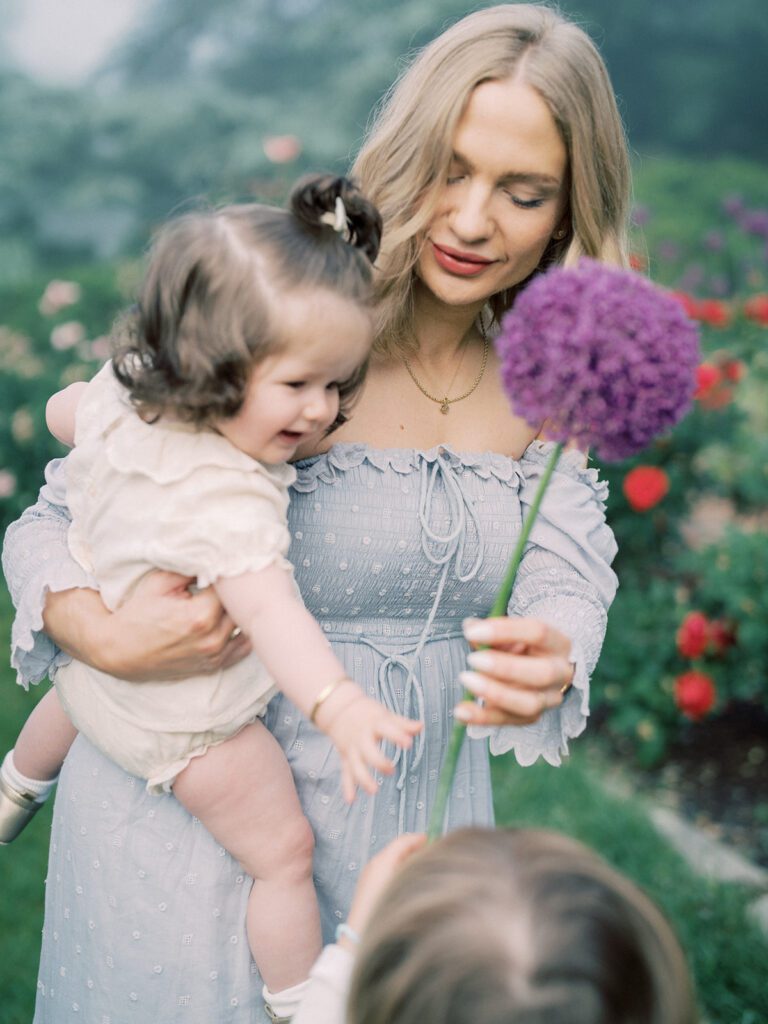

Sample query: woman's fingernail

[463,618,494,643]
[454,705,473,722]
[459,670,487,695]
[466,651,494,672]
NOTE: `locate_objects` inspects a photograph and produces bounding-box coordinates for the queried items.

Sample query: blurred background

[1,1,767,1021]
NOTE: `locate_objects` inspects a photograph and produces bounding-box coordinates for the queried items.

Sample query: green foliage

[492,752,768,1022]
[588,156,768,762]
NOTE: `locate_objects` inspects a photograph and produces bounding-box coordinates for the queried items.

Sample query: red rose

[622,466,670,512]
[694,363,722,397]
[696,299,730,328]
[674,671,716,721]
[709,619,737,655]
[721,359,746,382]
[694,363,733,408]
[671,291,699,319]
[629,252,647,271]
[744,294,768,326]
[676,611,710,658]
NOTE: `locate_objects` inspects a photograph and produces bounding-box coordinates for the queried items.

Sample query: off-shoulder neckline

[296,438,545,465]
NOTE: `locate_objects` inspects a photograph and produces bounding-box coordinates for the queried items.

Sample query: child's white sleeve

[292,944,356,1024]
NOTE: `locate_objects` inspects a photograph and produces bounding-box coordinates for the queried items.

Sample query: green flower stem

[426,441,564,841]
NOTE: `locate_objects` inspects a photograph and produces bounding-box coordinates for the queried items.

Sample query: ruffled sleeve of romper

[2,456,97,690]
[468,440,618,765]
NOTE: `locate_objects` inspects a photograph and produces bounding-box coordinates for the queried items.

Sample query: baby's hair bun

[290,174,382,263]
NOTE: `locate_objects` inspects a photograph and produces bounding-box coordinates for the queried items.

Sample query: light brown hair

[347,828,696,1024]
[352,3,632,354]
[113,175,382,429]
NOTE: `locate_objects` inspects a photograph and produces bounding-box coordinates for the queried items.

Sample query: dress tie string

[362,451,486,830]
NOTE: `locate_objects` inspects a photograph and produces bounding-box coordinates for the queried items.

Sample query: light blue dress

[2,441,617,1023]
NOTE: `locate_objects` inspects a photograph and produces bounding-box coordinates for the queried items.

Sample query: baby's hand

[318,688,422,803]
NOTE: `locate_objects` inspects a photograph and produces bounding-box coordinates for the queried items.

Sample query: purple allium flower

[631,204,651,227]
[703,230,725,252]
[740,208,768,240]
[495,260,700,462]
[679,264,704,291]
[657,240,681,262]
[722,193,744,218]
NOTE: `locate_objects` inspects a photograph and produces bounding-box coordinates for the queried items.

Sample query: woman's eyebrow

[450,151,561,189]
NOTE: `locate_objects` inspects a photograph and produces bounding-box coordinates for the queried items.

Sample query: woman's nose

[449,183,492,242]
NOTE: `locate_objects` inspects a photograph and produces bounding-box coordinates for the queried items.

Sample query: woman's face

[417,77,569,311]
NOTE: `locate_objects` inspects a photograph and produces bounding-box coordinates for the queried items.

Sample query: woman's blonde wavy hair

[352,3,632,355]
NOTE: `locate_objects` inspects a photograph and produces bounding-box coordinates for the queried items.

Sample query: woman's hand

[43,571,251,681]
[343,833,427,947]
[454,616,575,726]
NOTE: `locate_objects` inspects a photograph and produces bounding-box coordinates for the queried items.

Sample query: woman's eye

[508,195,545,209]
[286,381,305,389]
[325,381,340,391]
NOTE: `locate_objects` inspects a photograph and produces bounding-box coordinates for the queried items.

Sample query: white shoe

[0,773,43,844]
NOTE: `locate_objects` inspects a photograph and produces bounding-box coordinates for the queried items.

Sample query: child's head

[348,828,695,1024]
[113,175,381,457]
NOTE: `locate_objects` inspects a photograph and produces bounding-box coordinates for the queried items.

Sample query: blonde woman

[3,5,629,1021]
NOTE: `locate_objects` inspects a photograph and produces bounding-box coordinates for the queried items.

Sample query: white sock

[262,978,311,1019]
[1,750,58,803]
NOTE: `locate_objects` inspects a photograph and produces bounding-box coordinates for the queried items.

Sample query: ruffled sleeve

[468,441,618,765]
[1,458,97,690]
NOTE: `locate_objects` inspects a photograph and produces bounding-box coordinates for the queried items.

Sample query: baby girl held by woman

[0,175,421,1022]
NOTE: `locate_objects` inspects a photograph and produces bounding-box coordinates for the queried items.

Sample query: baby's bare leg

[173,721,322,991]
[14,688,78,779]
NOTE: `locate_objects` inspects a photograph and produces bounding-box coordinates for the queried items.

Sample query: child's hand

[344,833,427,945]
[319,690,422,803]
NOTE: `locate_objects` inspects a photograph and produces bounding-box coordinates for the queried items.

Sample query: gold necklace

[403,321,490,415]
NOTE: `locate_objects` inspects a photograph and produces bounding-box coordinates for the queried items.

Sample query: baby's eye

[285,381,305,389]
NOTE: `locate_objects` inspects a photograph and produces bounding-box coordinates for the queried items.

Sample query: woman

[3,5,629,1021]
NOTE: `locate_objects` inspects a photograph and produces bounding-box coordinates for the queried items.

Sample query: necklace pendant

[440,400,450,414]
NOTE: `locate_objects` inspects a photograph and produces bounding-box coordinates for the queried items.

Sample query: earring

[553,227,568,240]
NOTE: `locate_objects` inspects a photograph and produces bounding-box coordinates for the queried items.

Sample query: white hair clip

[319,195,348,235]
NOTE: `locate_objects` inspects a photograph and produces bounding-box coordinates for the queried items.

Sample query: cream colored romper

[55,362,297,793]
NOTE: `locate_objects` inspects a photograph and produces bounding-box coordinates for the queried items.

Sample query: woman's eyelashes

[507,194,545,209]
[445,173,546,210]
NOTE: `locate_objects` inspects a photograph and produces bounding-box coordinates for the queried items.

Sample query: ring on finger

[560,680,573,696]
[229,626,242,641]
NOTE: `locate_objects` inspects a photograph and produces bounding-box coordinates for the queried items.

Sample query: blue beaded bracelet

[335,922,361,946]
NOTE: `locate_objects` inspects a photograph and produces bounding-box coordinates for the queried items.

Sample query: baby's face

[216,288,372,464]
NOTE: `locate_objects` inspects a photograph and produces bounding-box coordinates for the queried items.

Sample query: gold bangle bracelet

[309,676,351,725]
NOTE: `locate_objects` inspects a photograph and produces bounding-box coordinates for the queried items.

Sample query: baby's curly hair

[112,174,382,430]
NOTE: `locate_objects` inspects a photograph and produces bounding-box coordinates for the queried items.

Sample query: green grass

[1,585,766,1023]
[492,752,768,1024]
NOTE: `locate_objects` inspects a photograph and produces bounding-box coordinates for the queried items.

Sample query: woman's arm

[453,445,617,761]
[2,459,249,686]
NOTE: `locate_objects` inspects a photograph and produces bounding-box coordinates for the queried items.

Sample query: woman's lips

[431,242,495,277]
